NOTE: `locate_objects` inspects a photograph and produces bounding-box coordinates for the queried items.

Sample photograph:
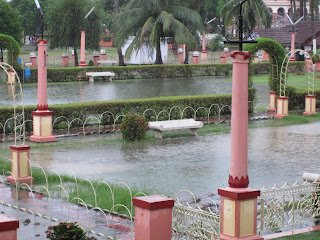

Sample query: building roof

[254,21,320,46]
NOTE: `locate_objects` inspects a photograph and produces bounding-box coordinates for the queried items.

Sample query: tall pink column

[290,32,296,61]
[218,52,262,240]
[79,30,87,67]
[201,32,208,63]
[29,39,56,142]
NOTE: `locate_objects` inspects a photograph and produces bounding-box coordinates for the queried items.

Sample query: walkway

[0,182,134,240]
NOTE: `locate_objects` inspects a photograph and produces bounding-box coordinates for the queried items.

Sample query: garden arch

[243,38,286,92]
[0,62,25,144]
[0,34,20,70]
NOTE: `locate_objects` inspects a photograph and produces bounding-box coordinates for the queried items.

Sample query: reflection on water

[0,77,269,106]
[29,121,320,196]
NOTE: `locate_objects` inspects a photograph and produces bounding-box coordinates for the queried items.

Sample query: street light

[34,0,44,39]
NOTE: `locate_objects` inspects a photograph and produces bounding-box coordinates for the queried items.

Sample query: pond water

[0,76,269,106]
[18,120,320,197]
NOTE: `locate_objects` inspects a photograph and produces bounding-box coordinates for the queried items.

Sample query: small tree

[120,113,148,141]
[46,222,86,240]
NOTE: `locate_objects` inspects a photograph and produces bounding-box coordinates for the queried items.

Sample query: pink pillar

[7,145,33,185]
[93,52,100,66]
[218,52,262,240]
[29,53,37,68]
[290,32,296,61]
[268,91,277,112]
[303,95,317,115]
[192,51,199,64]
[0,214,19,240]
[275,96,289,118]
[29,39,56,143]
[79,30,87,67]
[62,53,69,67]
[100,49,106,61]
[7,70,16,85]
[133,195,174,240]
[201,32,208,63]
[178,48,184,64]
[220,56,226,64]
[261,50,269,61]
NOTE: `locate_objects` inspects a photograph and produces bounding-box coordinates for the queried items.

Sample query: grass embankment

[0,152,146,216]
[273,230,320,239]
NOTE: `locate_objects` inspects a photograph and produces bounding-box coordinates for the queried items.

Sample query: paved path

[0,183,134,240]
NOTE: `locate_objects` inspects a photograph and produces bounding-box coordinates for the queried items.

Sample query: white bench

[97,60,117,66]
[86,72,115,82]
[148,119,203,139]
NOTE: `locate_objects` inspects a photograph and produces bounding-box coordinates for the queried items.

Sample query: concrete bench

[97,60,117,66]
[86,72,115,82]
[148,119,203,139]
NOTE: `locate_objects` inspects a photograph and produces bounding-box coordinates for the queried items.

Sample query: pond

[0,76,269,106]
[17,120,320,198]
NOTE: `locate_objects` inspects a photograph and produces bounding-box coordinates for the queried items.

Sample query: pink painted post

[201,31,208,63]
[218,52,262,240]
[29,53,37,68]
[178,48,184,64]
[220,56,226,64]
[7,70,16,85]
[7,145,33,185]
[100,49,106,61]
[192,51,199,64]
[290,32,296,61]
[133,195,174,240]
[93,52,100,66]
[224,48,229,58]
[275,96,289,118]
[303,95,317,115]
[268,91,277,112]
[62,53,69,67]
[0,214,19,240]
[79,30,87,67]
[29,39,56,143]
[261,50,269,61]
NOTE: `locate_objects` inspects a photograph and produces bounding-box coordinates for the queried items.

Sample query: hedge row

[15,62,306,83]
[0,90,256,132]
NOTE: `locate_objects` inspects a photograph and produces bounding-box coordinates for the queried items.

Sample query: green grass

[274,230,320,239]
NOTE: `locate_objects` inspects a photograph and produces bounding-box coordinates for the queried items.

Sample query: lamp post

[219,1,262,239]
[201,17,216,63]
[29,0,56,142]
[286,14,304,61]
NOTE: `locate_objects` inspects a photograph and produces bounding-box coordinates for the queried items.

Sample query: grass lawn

[273,230,320,239]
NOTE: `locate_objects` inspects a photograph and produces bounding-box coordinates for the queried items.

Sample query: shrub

[88,60,94,66]
[46,222,86,240]
[120,113,148,141]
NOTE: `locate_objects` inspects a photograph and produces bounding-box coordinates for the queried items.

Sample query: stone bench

[86,72,115,82]
[97,60,117,66]
[148,119,203,139]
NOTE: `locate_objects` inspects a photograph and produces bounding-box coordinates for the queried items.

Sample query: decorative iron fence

[258,181,320,234]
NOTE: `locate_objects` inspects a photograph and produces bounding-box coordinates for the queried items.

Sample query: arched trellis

[0,34,21,70]
[279,49,314,97]
[243,38,286,91]
[0,62,25,145]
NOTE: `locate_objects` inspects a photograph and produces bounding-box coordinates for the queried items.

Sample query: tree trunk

[114,0,125,66]
[118,48,125,66]
[155,39,163,64]
[74,47,78,66]
[300,0,304,18]
[0,49,3,62]
[293,0,297,21]
[184,46,189,64]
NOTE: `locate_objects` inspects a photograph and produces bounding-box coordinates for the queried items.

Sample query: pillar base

[30,110,56,143]
[275,96,289,118]
[7,176,33,186]
[0,214,19,240]
[78,63,88,67]
[303,95,317,115]
[274,114,287,119]
[218,187,262,240]
[267,107,276,112]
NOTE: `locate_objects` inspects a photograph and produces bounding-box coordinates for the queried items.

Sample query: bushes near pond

[14,62,305,83]
[120,113,148,141]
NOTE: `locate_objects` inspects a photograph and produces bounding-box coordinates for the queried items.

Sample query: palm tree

[220,0,272,37]
[114,0,204,64]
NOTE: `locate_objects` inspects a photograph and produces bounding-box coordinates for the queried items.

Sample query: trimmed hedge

[16,62,306,83]
[0,90,256,132]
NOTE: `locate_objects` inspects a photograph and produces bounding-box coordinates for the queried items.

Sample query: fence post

[133,195,174,240]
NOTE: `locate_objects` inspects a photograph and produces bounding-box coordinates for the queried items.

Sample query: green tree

[114,0,204,64]
[10,0,47,37]
[221,0,272,37]
[0,0,23,62]
[46,0,101,66]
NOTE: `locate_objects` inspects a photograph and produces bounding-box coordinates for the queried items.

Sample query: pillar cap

[133,195,174,210]
[37,39,47,44]
[10,145,30,151]
[29,52,37,57]
[0,215,19,231]
[218,188,260,200]
[230,51,251,59]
